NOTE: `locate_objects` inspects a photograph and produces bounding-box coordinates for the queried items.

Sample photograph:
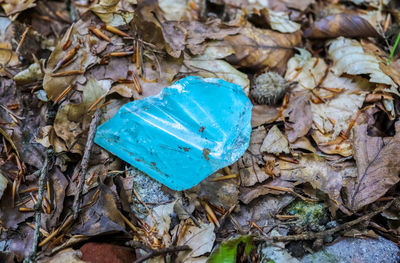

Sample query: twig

[258,200,394,242]
[72,109,101,219]
[25,149,54,263]
[133,245,191,263]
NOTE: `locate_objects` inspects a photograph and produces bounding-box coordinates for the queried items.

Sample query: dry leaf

[91,0,134,26]
[328,37,396,87]
[304,14,379,39]
[283,91,313,143]
[1,0,36,16]
[176,223,215,259]
[344,123,400,211]
[145,201,176,246]
[280,0,314,11]
[43,18,99,101]
[225,25,301,72]
[260,125,290,155]
[310,73,370,156]
[285,48,328,90]
[262,8,301,33]
[251,104,279,127]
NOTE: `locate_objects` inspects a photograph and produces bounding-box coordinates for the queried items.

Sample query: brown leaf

[344,123,400,211]
[225,25,301,72]
[304,14,379,39]
[284,91,313,143]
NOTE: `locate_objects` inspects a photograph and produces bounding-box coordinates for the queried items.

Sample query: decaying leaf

[344,122,400,211]
[72,182,127,236]
[53,78,111,154]
[304,14,380,38]
[279,154,351,203]
[260,125,290,155]
[328,37,396,87]
[225,25,301,72]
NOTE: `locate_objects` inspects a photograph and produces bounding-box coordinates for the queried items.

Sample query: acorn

[250,71,291,105]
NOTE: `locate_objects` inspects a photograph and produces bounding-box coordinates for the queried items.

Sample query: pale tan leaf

[260,125,290,154]
[328,37,395,86]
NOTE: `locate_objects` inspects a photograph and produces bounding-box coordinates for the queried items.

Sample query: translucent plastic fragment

[95,76,252,190]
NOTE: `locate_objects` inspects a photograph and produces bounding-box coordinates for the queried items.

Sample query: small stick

[16,26,30,54]
[133,245,191,263]
[72,109,102,219]
[26,149,53,262]
[258,200,394,242]
[103,25,130,37]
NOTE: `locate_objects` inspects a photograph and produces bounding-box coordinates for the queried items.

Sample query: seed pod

[250,71,291,105]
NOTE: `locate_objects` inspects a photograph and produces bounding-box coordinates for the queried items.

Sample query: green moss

[284,200,328,228]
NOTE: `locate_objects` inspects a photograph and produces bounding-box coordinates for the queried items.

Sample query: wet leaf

[207,235,254,263]
[225,25,301,72]
[304,14,380,39]
[344,122,400,211]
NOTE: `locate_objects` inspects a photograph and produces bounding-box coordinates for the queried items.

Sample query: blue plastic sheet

[94,76,252,190]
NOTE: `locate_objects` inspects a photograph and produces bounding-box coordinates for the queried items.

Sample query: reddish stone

[80,242,136,263]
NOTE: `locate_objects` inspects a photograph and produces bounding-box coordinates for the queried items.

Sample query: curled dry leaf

[304,14,380,39]
[261,8,301,33]
[344,122,400,211]
[285,48,328,91]
[328,37,396,87]
[225,25,301,72]
[91,0,134,26]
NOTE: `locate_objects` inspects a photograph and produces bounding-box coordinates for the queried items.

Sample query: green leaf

[207,235,255,263]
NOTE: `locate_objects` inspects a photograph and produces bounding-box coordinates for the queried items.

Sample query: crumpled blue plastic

[94,76,252,190]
